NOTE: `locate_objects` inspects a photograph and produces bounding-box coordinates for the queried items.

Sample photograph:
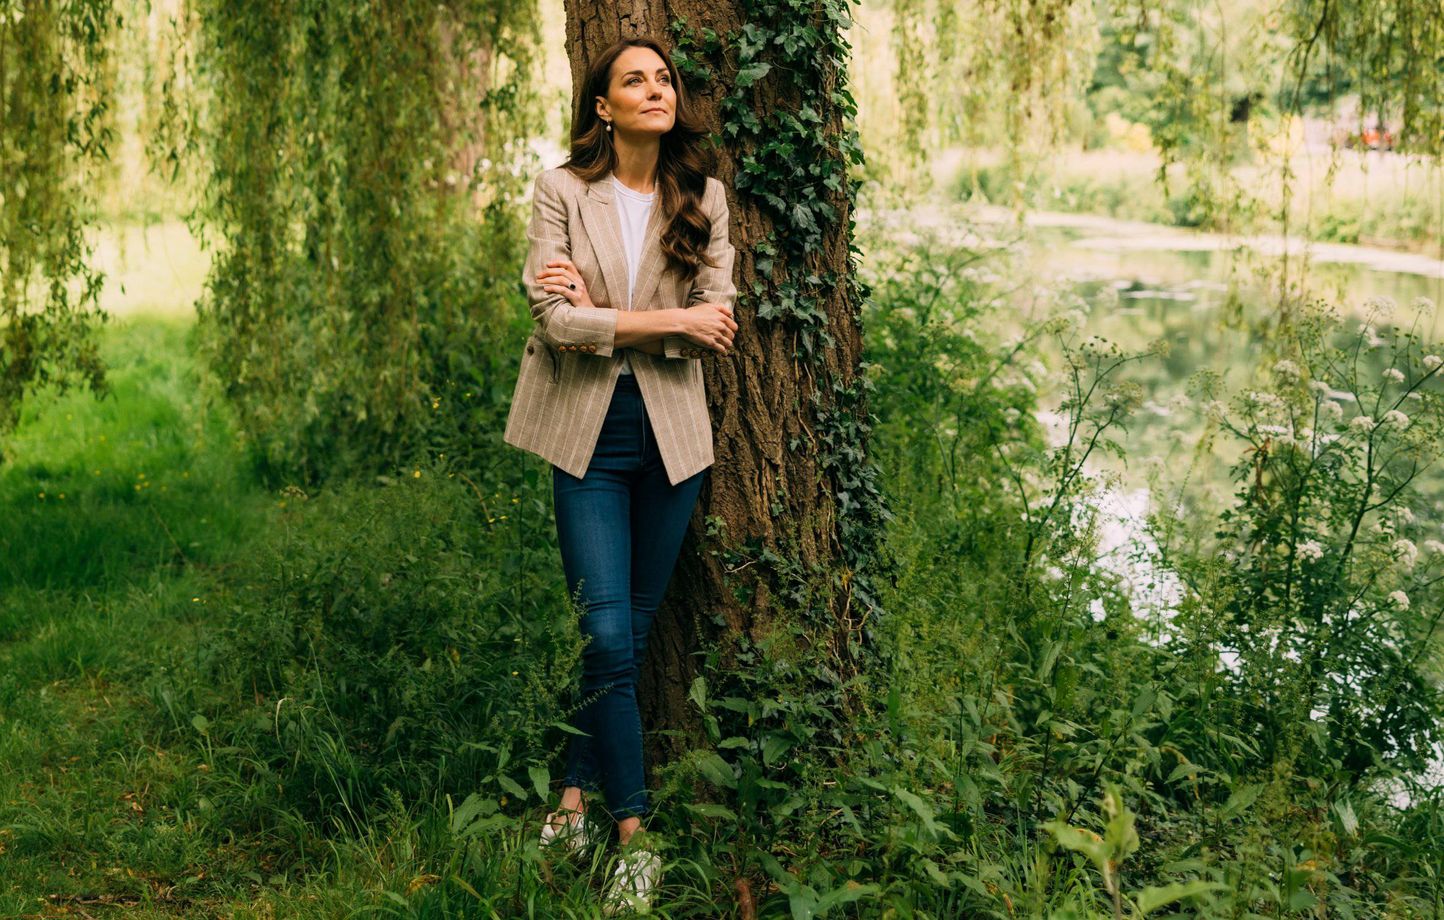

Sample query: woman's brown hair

[563,36,720,283]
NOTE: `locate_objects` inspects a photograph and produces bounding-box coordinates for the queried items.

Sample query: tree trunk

[434,10,495,211]
[560,1,878,773]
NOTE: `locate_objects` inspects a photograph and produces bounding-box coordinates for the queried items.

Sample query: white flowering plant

[1155,302,1444,782]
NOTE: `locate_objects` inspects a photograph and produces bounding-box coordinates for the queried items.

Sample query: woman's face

[596,46,676,139]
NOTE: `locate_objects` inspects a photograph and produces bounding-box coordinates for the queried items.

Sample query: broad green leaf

[816,880,880,911]
[528,764,549,801]
[892,786,952,840]
[685,802,738,821]
[1044,820,1107,867]
[1220,783,1262,819]
[497,774,527,801]
[762,733,792,766]
[1332,799,1359,837]
[696,752,736,789]
[1135,880,1226,915]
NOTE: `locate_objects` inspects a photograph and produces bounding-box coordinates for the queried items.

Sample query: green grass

[0,316,279,917]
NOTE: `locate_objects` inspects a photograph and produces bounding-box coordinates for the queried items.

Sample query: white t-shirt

[611,174,655,375]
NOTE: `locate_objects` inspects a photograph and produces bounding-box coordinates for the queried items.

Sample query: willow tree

[557,4,892,769]
[0,0,118,449]
[169,0,542,483]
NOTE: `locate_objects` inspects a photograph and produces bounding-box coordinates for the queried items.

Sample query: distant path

[88,220,209,318]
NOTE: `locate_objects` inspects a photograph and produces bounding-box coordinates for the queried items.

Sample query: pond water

[860,203,1444,793]
[1017,212,1444,487]
[864,200,1444,500]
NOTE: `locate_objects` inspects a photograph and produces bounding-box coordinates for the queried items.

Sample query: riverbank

[936,146,1444,257]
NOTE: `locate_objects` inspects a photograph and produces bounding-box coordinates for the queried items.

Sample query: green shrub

[199,471,583,827]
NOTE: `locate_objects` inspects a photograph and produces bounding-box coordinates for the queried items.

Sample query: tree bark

[434,10,495,210]
[561,1,872,772]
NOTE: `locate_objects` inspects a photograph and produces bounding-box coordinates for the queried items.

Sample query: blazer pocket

[527,333,560,384]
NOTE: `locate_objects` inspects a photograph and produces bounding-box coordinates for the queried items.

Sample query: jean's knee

[580,618,635,684]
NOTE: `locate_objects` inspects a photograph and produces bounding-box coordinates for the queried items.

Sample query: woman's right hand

[678,303,737,354]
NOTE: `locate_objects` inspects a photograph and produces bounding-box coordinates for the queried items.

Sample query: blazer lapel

[578,172,668,313]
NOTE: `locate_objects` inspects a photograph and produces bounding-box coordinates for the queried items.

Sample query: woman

[501,35,738,914]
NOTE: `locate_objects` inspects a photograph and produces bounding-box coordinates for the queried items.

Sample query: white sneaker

[601,844,662,916]
[538,808,592,854]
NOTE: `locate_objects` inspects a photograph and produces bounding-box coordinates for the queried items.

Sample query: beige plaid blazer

[502,166,737,486]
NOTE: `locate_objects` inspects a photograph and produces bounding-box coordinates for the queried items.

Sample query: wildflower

[1308,379,1331,393]
[1245,390,1285,411]
[1321,400,1344,420]
[1383,367,1405,383]
[1273,359,1301,378]
[1297,540,1325,562]
[1393,538,1419,569]
[1424,539,1444,555]
[1363,296,1397,316]
[1388,590,1410,610]
[1425,355,1443,371]
[1383,409,1411,429]
[1350,415,1377,433]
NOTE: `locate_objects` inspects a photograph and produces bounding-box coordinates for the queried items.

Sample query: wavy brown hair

[563,36,721,283]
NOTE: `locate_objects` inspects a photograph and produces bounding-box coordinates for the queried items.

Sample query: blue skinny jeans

[551,371,705,820]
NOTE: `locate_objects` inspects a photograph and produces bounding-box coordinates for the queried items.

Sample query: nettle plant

[1167,298,1444,783]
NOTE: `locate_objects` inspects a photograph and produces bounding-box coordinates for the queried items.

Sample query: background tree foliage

[160,0,543,484]
[0,0,117,450]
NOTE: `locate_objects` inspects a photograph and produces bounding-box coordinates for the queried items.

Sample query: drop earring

[605,122,612,132]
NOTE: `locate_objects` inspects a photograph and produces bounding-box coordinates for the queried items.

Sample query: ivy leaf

[736,62,772,88]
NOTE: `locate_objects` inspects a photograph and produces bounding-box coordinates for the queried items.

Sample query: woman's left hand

[536,260,595,309]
